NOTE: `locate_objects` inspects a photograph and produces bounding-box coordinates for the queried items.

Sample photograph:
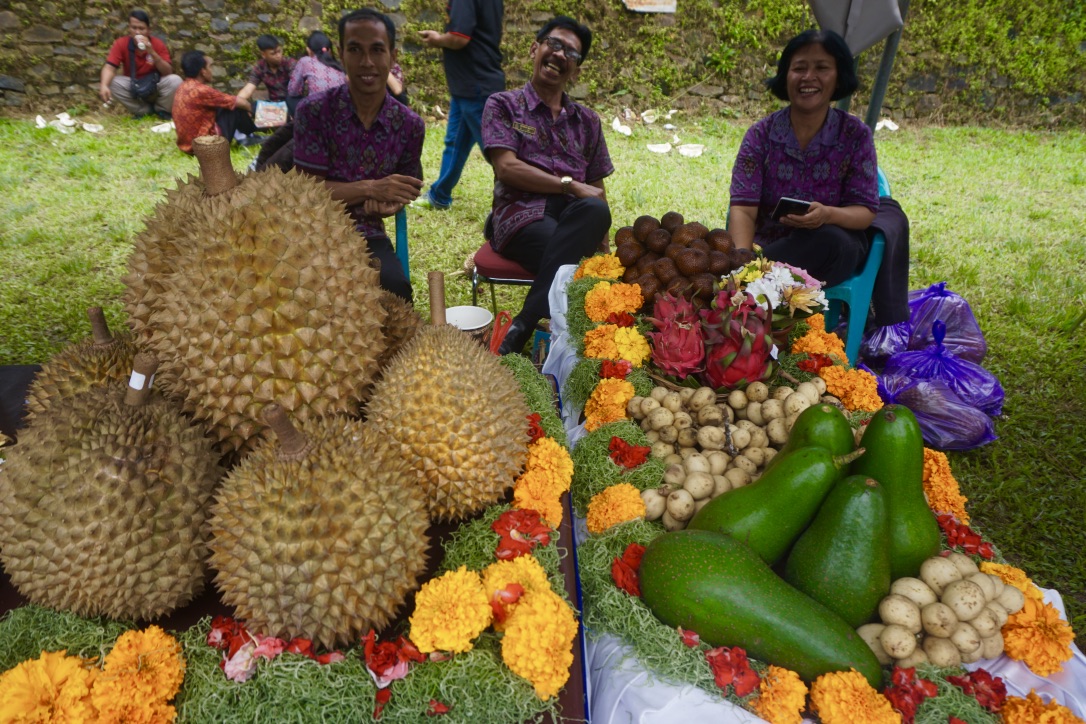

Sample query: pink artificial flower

[222,640,259,682]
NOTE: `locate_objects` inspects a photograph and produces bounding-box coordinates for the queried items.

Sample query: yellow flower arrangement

[584,378,635,432]
[1001,596,1076,677]
[584,282,644,322]
[409,566,493,654]
[809,669,899,724]
[1002,689,1082,723]
[749,666,808,724]
[584,324,621,360]
[921,448,970,523]
[807,313,826,331]
[0,649,97,723]
[574,253,624,281]
[91,626,185,724]
[482,555,552,631]
[818,365,883,412]
[525,436,574,494]
[613,327,650,367]
[791,327,846,360]
[513,480,565,528]
[500,588,579,700]
[980,561,1044,602]
[586,483,646,534]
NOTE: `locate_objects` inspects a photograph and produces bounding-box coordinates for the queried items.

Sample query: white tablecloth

[541,265,1086,722]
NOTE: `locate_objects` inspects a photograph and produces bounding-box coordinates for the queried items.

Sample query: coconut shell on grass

[207,405,430,649]
[0,354,223,621]
[123,135,388,458]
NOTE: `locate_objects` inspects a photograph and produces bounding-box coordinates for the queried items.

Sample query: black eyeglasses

[540,36,582,64]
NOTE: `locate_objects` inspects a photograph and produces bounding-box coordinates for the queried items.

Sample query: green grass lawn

[1,112,1084,645]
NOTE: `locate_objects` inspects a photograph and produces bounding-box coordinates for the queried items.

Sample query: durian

[24,307,140,422]
[123,135,388,456]
[207,405,430,648]
[366,315,530,521]
[377,291,423,369]
[0,354,222,620]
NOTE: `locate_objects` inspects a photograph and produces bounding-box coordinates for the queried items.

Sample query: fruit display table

[538,266,1086,722]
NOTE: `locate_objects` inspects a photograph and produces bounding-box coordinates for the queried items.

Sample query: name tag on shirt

[512,122,536,136]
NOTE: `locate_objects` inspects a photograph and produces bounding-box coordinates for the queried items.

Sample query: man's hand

[99,84,112,103]
[363,199,403,217]
[370,174,423,205]
[419,30,442,49]
[571,180,606,201]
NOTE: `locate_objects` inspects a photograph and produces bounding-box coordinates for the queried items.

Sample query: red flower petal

[527,413,545,442]
[374,687,392,720]
[678,627,700,648]
[621,543,646,570]
[285,638,313,657]
[611,556,640,597]
[427,699,450,716]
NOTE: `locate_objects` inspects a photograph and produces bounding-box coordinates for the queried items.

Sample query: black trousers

[761,224,868,289]
[368,233,412,303]
[215,107,257,144]
[498,195,611,327]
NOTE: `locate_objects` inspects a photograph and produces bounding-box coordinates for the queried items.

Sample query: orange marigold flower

[586,483,646,534]
[513,477,564,527]
[1002,689,1082,724]
[500,588,579,700]
[482,555,552,632]
[574,253,624,281]
[922,448,970,523]
[980,562,1045,602]
[409,566,492,654]
[791,327,845,360]
[0,650,97,723]
[585,378,636,432]
[584,325,621,360]
[809,669,899,724]
[525,436,574,494]
[1001,596,1076,677]
[808,313,826,331]
[749,666,808,724]
[818,365,883,412]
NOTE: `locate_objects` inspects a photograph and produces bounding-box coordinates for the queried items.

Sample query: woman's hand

[363,199,403,217]
[781,201,831,229]
[782,203,876,231]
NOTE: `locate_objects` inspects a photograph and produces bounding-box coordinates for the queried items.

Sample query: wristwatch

[560,175,573,193]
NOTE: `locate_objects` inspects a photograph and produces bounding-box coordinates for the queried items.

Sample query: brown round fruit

[706,228,734,253]
[622,266,641,283]
[692,272,717,299]
[708,250,731,275]
[616,242,644,267]
[652,257,680,284]
[636,274,661,304]
[632,215,661,243]
[645,228,672,254]
[636,251,661,275]
[666,276,690,296]
[675,248,710,277]
[689,238,711,255]
[614,226,635,247]
[661,211,684,232]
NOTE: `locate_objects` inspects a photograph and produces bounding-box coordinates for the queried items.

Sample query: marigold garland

[1001,689,1083,723]
[749,665,808,724]
[980,561,1044,602]
[1001,596,1076,677]
[0,649,97,723]
[584,281,644,322]
[807,313,826,331]
[409,566,492,654]
[482,555,552,631]
[584,378,636,432]
[818,364,883,412]
[524,436,574,495]
[586,483,646,534]
[574,253,624,281]
[584,324,621,360]
[921,447,970,523]
[809,669,899,724]
[614,327,651,367]
[791,326,846,360]
[513,475,565,528]
[500,588,579,700]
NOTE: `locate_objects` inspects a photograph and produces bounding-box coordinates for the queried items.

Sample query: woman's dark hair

[766,29,858,102]
[256,34,280,52]
[338,8,397,50]
[306,31,343,72]
[129,8,151,26]
[181,50,208,79]
[536,15,592,65]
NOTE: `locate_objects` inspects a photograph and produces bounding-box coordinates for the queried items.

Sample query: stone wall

[0,1,1082,126]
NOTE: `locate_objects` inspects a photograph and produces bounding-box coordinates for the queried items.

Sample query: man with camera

[98,8,182,118]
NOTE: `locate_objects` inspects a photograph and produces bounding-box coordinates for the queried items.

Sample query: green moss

[570,421,665,516]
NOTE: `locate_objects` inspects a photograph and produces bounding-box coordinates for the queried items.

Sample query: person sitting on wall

[482,16,613,355]
[172,50,260,155]
[236,34,297,105]
[98,8,183,119]
[292,8,425,302]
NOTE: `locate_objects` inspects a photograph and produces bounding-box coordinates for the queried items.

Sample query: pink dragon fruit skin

[699,289,776,390]
[646,293,704,379]
[649,292,699,326]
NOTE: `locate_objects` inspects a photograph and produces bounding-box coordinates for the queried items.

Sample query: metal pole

[864,0,910,129]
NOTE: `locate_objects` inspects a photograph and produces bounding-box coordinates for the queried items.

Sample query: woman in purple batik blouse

[728,29,880,288]
[286,31,347,115]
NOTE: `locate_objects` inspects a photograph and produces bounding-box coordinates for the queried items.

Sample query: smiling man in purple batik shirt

[293,8,425,302]
[482,15,614,355]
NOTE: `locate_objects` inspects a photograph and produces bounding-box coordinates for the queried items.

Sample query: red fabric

[173,79,238,154]
[474,241,534,280]
[105,35,171,76]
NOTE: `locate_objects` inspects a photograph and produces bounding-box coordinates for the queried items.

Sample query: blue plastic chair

[822,168,891,365]
[394,208,409,278]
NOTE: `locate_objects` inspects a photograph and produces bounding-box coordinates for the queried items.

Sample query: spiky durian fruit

[377,292,423,368]
[24,307,140,422]
[208,405,430,649]
[122,136,388,455]
[366,324,530,521]
[0,354,222,620]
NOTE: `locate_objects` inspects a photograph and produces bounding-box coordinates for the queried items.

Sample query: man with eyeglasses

[482,16,613,355]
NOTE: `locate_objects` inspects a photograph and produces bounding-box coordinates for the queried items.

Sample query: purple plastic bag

[883,321,1004,416]
[859,321,911,369]
[878,374,997,451]
[907,282,987,363]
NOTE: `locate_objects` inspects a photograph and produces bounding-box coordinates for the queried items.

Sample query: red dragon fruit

[646,293,704,379]
[699,288,776,390]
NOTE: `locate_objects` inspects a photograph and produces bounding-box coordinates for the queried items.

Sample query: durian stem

[87,306,114,346]
[124,353,159,406]
[192,135,238,196]
[263,404,312,460]
[427,271,446,326]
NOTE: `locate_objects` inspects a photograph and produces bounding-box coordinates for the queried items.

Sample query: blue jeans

[427,95,487,208]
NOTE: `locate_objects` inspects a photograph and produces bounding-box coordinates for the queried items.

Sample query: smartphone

[771,197,812,221]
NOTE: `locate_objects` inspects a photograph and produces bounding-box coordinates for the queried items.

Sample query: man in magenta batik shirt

[482,15,614,355]
[293,9,425,302]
